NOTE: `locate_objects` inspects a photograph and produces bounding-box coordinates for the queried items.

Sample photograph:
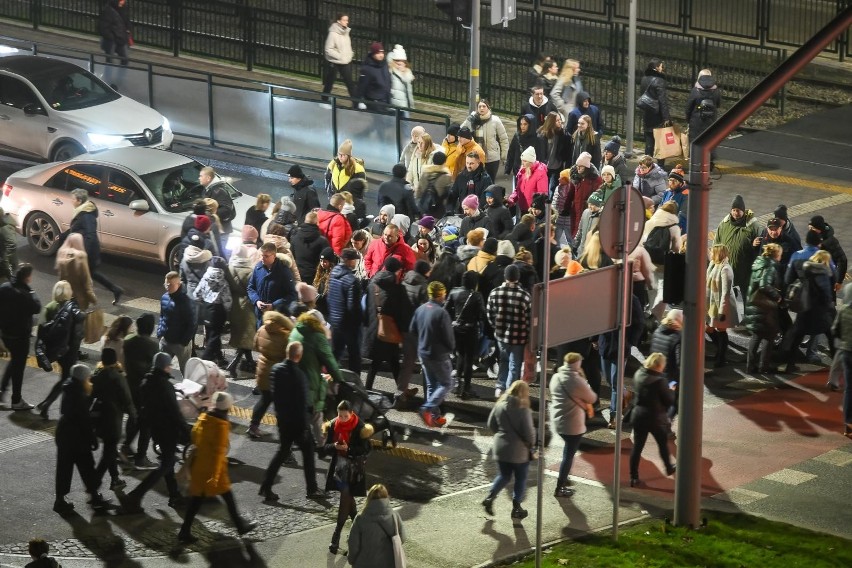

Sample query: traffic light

[435,0,472,27]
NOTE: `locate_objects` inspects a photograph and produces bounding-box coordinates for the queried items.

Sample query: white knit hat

[388,44,408,61]
[601,165,616,178]
[520,146,537,163]
[576,152,592,168]
[212,391,233,411]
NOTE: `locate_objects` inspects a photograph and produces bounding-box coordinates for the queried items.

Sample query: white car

[0,55,173,161]
[0,147,254,267]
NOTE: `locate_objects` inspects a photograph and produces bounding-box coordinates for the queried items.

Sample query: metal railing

[0,35,450,174]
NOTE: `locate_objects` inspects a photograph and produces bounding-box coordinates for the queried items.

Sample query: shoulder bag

[391,513,407,568]
[636,79,660,113]
[375,288,402,344]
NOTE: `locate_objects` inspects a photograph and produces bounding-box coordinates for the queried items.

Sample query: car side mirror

[23,103,45,116]
[129,199,150,212]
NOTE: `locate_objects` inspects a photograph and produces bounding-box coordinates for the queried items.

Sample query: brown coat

[252,312,294,391]
[188,411,231,497]
[56,249,97,310]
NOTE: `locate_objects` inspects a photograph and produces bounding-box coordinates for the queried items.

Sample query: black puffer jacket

[290,223,330,285]
[357,54,391,103]
[639,69,670,130]
[631,367,673,429]
[649,324,681,383]
[484,185,514,239]
[505,113,543,175]
[98,0,130,45]
[0,279,41,339]
[91,364,135,442]
[819,223,847,285]
[139,367,187,445]
[56,379,97,451]
[290,178,321,224]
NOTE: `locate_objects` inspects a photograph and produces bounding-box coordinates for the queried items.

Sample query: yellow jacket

[188,412,231,497]
[325,158,367,196]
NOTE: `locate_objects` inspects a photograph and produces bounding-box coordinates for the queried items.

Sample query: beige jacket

[324,22,353,65]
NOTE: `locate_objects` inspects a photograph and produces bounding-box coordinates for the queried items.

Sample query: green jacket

[0,212,18,283]
[288,317,342,413]
[714,210,760,293]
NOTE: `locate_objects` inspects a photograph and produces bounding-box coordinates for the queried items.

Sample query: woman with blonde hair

[569,114,601,168]
[628,353,676,487]
[347,483,406,567]
[551,58,583,121]
[244,193,271,239]
[744,242,783,373]
[482,380,536,519]
[406,132,439,188]
[55,233,97,311]
[578,231,613,271]
[782,249,836,373]
[706,244,737,367]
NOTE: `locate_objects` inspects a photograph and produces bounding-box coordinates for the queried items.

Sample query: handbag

[83,309,105,345]
[375,289,402,344]
[391,513,407,568]
[731,285,745,324]
[653,125,683,160]
[635,80,659,113]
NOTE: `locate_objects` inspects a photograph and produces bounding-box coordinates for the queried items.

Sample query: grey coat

[347,497,406,568]
[549,364,597,437]
[487,395,535,463]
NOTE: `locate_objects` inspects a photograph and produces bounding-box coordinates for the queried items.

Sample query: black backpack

[697,97,716,121]
[784,260,811,313]
[644,223,677,265]
[418,174,440,217]
[37,302,75,363]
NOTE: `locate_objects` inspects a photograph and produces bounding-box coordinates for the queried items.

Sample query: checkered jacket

[487,282,531,345]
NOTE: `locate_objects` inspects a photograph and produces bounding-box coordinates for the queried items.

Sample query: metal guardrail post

[268,85,276,159]
[207,73,215,147]
[32,0,41,30]
[172,0,181,58]
[147,62,154,108]
[244,4,254,72]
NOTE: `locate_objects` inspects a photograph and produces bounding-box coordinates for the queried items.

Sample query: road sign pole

[625,0,637,157]
[611,184,633,540]
[534,198,552,568]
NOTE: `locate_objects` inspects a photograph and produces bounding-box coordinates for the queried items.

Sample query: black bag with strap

[644,223,677,265]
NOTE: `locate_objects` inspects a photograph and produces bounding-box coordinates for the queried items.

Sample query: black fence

[2,0,845,137]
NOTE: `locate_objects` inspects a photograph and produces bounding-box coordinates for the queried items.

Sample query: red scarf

[333,413,359,453]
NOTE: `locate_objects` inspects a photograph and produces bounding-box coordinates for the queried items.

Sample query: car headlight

[87,132,125,148]
[162,117,171,132]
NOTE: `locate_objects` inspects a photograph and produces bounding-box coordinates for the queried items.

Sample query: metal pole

[535,197,552,568]
[624,0,637,157]
[469,0,481,112]
[611,185,633,541]
[676,5,852,529]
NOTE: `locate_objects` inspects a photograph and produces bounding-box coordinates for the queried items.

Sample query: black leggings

[180,491,244,536]
[366,342,400,391]
[454,329,479,392]
[629,419,672,479]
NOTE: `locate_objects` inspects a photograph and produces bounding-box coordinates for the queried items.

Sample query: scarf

[332,413,359,453]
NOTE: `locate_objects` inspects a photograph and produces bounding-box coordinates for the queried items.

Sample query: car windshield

[140,163,241,213]
[30,68,120,111]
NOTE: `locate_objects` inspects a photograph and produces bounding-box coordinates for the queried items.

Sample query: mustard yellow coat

[188,412,231,497]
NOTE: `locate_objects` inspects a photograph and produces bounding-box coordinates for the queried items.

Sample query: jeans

[841,351,852,429]
[0,336,29,403]
[557,433,583,487]
[601,356,620,415]
[489,460,530,503]
[496,341,525,391]
[251,389,273,428]
[100,38,129,65]
[420,357,454,415]
[199,303,226,362]
[555,224,573,249]
[332,324,362,374]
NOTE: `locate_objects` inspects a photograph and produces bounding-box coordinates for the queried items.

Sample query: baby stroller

[175,357,229,421]
[336,369,397,447]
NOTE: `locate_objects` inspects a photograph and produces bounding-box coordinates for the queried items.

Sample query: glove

[663,120,673,127]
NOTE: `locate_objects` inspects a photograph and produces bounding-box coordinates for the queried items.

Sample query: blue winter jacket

[410,299,455,359]
[327,263,361,328]
[247,258,297,322]
[157,286,196,345]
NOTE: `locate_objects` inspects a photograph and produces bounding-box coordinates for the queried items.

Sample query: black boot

[329,527,342,554]
[510,499,528,520]
[714,332,729,368]
[226,350,242,376]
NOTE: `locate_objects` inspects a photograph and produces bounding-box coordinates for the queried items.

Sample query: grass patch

[504,510,851,568]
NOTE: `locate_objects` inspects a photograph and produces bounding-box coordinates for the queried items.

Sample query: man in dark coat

[247,242,298,324]
[483,185,513,239]
[357,42,391,112]
[259,342,323,501]
[288,164,321,223]
[685,70,722,154]
[809,215,847,289]
[771,204,802,252]
[327,249,363,373]
[508,214,536,253]
[64,188,124,304]
[290,211,330,284]
[121,313,159,469]
[752,218,797,283]
[98,0,131,65]
[120,352,188,513]
[520,85,557,130]
[377,164,419,219]
[0,264,41,410]
[157,271,196,373]
[450,152,493,213]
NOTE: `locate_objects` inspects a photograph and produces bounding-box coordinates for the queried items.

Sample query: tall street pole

[469,0,481,112]
[624,0,637,157]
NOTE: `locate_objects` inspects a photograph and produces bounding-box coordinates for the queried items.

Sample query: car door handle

[103,210,115,217]
[52,198,63,206]
[47,126,57,133]
[0,114,9,120]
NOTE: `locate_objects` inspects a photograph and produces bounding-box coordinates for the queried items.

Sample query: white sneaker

[11,399,33,411]
[494,388,503,399]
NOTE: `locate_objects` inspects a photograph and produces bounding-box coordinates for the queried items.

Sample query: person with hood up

[628,353,677,487]
[558,152,602,248]
[507,147,549,216]
[226,246,259,376]
[363,223,416,278]
[744,244,783,373]
[592,164,622,206]
[459,194,493,242]
[322,12,356,102]
[632,155,668,207]
[601,136,631,182]
[506,114,543,178]
[573,192,604,256]
[550,59,583,122]
[317,193,353,255]
[247,242,297,324]
[446,270,487,399]
[450,150,492,213]
[0,207,18,285]
[462,99,509,182]
[549,352,597,498]
[377,164,419,220]
[193,257,233,367]
[639,58,671,162]
[537,111,571,194]
[53,363,111,515]
[387,44,415,112]
[287,165,320,223]
[289,312,344,444]
[808,215,847,290]
[357,41,391,111]
[660,171,690,234]
[347,483,406,568]
[61,188,124,305]
[484,185,513,239]
[370,204,395,238]
[520,85,557,130]
[452,127,487,182]
[178,391,256,543]
[246,310,294,439]
[328,248,363,372]
[713,194,760,294]
[415,152,452,219]
[685,69,722,165]
[325,139,367,199]
[290,211,330,285]
[566,92,604,136]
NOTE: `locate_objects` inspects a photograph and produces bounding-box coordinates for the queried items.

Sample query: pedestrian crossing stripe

[229,403,278,426]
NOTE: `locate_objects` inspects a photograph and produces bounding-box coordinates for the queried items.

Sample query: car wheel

[26,212,61,256]
[51,141,84,162]
[166,241,183,270]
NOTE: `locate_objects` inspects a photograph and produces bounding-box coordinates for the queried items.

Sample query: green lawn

[507,511,851,568]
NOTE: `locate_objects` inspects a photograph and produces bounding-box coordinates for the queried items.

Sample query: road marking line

[710,487,769,505]
[812,449,852,467]
[120,297,162,313]
[0,429,54,454]
[717,165,852,194]
[762,468,817,486]
[752,192,852,226]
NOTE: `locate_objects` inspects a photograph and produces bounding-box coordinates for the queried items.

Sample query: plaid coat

[487,282,531,345]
